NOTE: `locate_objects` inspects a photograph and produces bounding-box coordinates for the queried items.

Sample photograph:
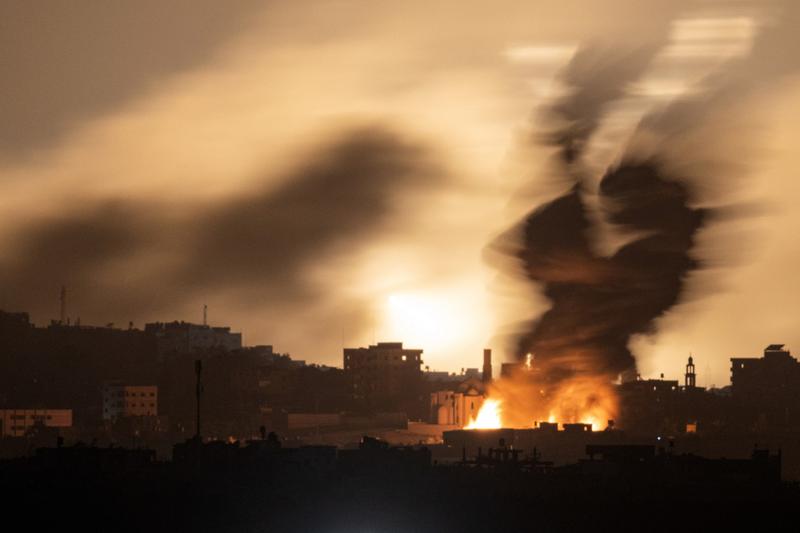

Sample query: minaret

[482,349,493,383]
[685,355,696,388]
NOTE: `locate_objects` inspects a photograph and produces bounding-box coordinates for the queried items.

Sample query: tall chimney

[483,348,493,383]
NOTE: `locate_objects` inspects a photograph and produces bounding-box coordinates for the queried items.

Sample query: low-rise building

[145,321,242,358]
[102,384,158,420]
[430,383,485,427]
[0,409,72,437]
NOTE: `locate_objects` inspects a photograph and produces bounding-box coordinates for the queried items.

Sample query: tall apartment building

[731,344,800,396]
[729,344,800,426]
[343,342,424,416]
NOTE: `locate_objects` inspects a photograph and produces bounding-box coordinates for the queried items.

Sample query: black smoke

[0,125,442,341]
[184,127,436,296]
[493,42,709,386]
[514,161,705,381]
[499,1,800,386]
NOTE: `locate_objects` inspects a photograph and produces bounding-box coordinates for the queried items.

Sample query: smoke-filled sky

[1,0,799,386]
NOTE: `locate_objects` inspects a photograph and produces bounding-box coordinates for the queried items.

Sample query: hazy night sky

[1,0,799,386]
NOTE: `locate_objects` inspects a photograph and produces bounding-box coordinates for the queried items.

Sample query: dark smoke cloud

[0,125,442,334]
[493,45,672,381]
[0,202,157,321]
[185,127,437,298]
[496,1,800,389]
[539,45,663,164]
[510,161,705,381]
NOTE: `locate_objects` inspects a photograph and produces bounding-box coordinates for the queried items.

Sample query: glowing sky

[1,1,799,386]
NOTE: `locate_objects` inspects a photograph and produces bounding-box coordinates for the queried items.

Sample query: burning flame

[464,398,502,429]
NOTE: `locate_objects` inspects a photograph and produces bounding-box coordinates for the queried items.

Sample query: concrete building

[430,349,492,426]
[731,344,800,396]
[145,321,242,358]
[343,342,424,416]
[102,384,158,420]
[430,383,485,426]
[0,409,72,437]
[730,344,800,428]
[425,368,481,383]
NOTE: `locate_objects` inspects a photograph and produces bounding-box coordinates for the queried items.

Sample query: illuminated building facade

[0,409,72,437]
[102,384,158,420]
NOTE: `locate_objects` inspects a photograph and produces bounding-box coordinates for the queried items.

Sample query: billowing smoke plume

[486,3,800,428]
[515,47,676,380]
[0,125,443,354]
[487,47,685,426]
[516,161,705,382]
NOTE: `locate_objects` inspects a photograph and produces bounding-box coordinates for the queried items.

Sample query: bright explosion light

[465,399,502,429]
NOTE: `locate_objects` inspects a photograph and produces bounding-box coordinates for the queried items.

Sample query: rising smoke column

[510,1,800,405]
[515,47,695,380]
[489,45,709,426]
[517,162,706,382]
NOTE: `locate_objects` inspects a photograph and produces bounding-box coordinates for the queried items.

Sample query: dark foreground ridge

[2,434,797,532]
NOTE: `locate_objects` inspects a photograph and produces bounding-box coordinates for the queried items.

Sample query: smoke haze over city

[1,0,800,387]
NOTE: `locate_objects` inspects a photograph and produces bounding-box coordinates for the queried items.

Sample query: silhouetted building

[731,344,800,397]
[0,312,158,426]
[619,374,691,434]
[337,436,431,476]
[145,321,242,359]
[343,342,424,417]
[424,370,457,381]
[730,344,800,428]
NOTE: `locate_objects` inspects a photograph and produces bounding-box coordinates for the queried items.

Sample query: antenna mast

[195,360,203,440]
[59,286,67,325]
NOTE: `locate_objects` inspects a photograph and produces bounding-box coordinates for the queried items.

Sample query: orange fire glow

[463,370,618,431]
[464,398,503,429]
